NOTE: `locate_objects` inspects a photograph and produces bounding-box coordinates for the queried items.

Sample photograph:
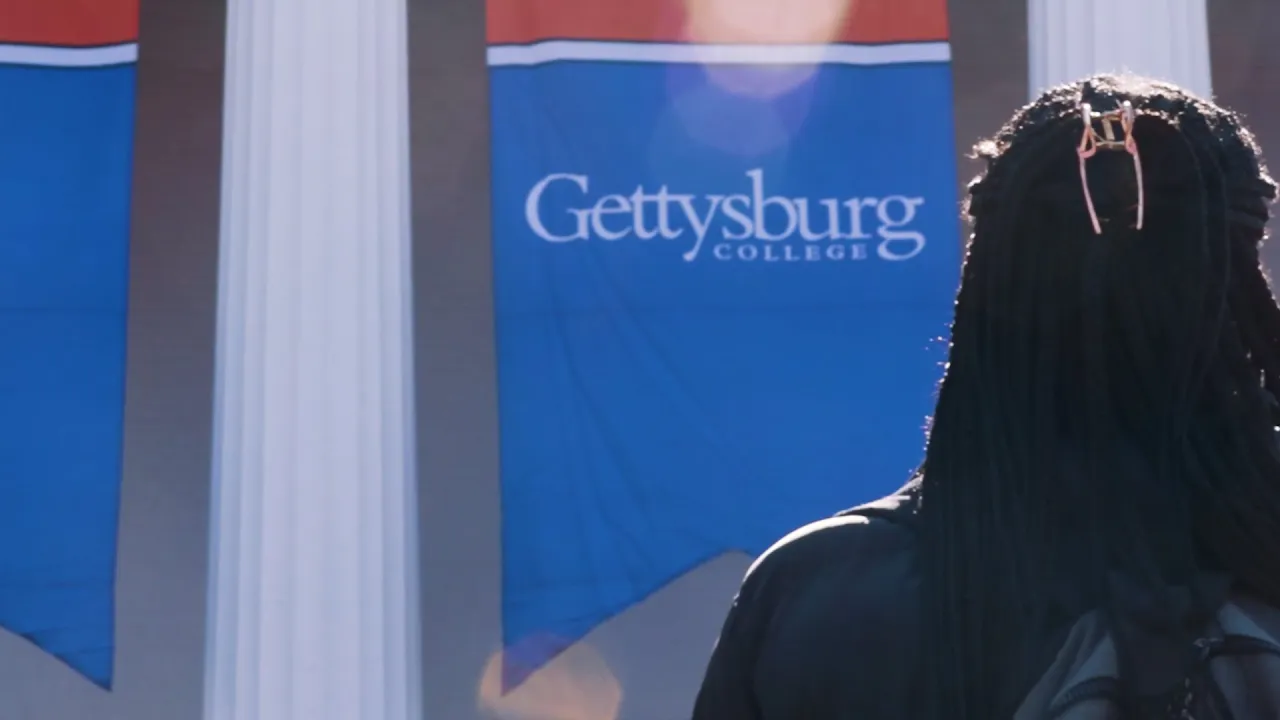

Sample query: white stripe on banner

[487,40,951,67]
[0,43,138,67]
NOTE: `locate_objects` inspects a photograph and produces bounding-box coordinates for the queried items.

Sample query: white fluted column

[1028,0,1213,98]
[203,0,421,717]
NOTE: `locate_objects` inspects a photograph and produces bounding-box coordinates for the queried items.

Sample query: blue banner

[487,1,960,686]
[0,1,138,687]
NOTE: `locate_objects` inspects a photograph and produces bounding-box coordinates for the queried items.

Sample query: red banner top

[0,0,139,47]
[487,0,948,46]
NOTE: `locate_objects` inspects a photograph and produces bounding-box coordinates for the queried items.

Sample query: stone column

[1028,0,1213,98]
[203,0,422,717]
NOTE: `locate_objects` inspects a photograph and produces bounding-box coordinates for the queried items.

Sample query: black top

[691,491,922,719]
[689,489,1280,719]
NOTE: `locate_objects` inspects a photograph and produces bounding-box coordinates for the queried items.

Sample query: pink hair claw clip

[1077,101,1145,234]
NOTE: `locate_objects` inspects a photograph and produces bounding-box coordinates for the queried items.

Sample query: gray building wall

[0,0,1273,718]
[1210,0,1280,270]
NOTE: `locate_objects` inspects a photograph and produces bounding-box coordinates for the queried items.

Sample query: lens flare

[478,639,622,720]
[681,0,853,99]
[683,0,852,45]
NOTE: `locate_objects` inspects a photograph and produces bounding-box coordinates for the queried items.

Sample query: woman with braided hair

[691,74,1280,719]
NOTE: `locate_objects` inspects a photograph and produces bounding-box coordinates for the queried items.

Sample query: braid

[922,101,1093,717]
[1238,264,1280,397]
[918,74,1280,720]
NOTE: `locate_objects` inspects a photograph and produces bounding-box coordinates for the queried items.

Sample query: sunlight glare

[477,641,622,720]
[682,0,854,99]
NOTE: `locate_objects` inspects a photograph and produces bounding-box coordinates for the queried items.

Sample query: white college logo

[524,168,928,263]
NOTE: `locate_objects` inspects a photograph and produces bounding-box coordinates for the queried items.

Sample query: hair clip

[1077,101,1145,234]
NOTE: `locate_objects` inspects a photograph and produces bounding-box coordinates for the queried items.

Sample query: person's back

[692,74,1280,719]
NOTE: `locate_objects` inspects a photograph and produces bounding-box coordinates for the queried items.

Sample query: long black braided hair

[914,74,1280,718]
